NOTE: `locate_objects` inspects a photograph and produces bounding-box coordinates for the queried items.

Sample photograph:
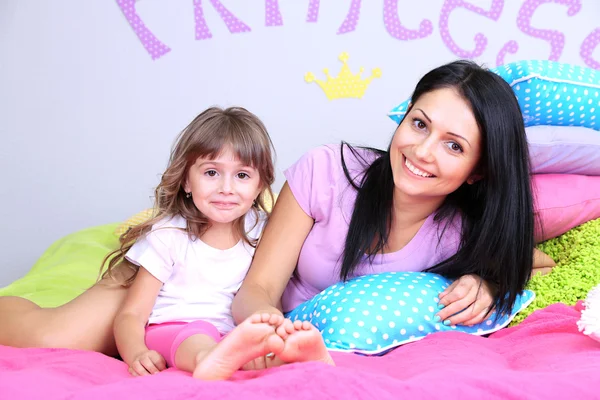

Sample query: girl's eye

[205,170,217,177]
[446,142,463,153]
[237,172,250,179]
[412,118,427,130]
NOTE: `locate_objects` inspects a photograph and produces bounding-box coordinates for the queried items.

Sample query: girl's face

[184,147,262,226]
[389,88,482,203]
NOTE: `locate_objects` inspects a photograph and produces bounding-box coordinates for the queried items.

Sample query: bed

[1,216,600,399]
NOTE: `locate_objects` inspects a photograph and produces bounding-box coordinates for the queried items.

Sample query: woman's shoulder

[432,211,463,251]
[293,143,381,176]
[310,143,380,161]
[283,144,383,218]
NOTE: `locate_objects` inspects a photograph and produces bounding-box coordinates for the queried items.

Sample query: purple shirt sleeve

[283,145,339,222]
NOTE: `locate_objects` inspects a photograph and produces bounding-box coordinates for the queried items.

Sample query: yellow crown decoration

[305,53,382,100]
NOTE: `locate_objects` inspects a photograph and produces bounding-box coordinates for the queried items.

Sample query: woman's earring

[186,192,192,199]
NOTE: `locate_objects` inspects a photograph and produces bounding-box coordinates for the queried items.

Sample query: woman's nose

[414,136,435,163]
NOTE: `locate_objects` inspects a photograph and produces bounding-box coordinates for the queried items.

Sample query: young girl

[104,107,332,380]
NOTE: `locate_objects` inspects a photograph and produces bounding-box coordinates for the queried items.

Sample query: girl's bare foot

[276,320,335,365]
[192,313,285,380]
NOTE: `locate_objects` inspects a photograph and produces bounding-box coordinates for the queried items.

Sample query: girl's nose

[219,176,234,194]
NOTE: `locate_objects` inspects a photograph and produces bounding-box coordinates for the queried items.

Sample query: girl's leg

[193,313,286,380]
[175,333,220,374]
[0,266,133,356]
[144,315,287,380]
[145,320,221,371]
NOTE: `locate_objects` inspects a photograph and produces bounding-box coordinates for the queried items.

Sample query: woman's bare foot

[531,248,557,279]
[276,320,335,366]
[531,266,554,278]
[192,313,285,380]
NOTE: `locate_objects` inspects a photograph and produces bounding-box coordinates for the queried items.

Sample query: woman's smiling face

[389,87,482,202]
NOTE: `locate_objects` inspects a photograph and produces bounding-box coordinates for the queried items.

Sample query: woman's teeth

[405,158,434,177]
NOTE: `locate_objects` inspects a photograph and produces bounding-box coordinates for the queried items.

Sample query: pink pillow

[533,174,600,242]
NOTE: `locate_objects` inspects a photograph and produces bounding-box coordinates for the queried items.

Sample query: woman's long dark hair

[340,60,535,316]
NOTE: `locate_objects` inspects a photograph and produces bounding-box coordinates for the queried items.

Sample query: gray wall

[1,0,598,285]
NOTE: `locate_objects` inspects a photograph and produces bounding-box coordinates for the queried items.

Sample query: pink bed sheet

[1,303,599,400]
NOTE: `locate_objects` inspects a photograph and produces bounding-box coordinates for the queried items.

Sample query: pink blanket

[1,303,599,400]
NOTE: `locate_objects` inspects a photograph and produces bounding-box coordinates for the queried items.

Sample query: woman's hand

[435,274,495,326]
[128,349,166,376]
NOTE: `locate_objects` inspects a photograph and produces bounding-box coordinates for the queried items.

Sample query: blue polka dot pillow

[285,272,535,355]
[388,60,599,131]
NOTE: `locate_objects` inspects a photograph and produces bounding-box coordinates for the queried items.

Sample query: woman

[231,59,555,329]
[0,60,555,356]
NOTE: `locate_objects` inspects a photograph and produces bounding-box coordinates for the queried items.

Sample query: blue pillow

[285,272,535,355]
[388,60,600,131]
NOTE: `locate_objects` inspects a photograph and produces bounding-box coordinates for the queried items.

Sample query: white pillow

[528,125,600,175]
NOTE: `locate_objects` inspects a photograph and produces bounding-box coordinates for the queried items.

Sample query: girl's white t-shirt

[125,211,267,333]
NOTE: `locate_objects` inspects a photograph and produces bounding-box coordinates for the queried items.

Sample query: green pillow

[0,223,119,307]
[511,217,600,324]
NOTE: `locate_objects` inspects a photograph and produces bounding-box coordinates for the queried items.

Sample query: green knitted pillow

[511,217,600,325]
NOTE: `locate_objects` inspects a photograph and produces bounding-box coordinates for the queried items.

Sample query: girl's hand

[128,350,166,376]
[435,274,495,326]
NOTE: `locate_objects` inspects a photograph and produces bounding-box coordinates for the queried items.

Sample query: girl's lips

[211,202,237,209]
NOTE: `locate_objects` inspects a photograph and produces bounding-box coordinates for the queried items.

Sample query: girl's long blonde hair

[100,106,275,286]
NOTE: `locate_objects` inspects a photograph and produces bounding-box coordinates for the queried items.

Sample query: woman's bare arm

[232,182,314,324]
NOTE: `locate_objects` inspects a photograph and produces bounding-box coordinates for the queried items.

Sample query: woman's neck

[376,190,444,254]
[392,189,445,227]
[200,221,239,250]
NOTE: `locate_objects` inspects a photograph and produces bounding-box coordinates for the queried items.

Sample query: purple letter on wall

[439,0,504,58]
[384,0,433,41]
[194,0,251,40]
[117,0,252,60]
[265,0,283,27]
[580,28,600,70]
[306,0,320,22]
[337,0,362,34]
[304,0,362,34]
[116,0,171,60]
[499,0,582,65]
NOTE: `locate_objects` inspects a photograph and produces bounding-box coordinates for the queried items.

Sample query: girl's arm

[232,182,314,323]
[113,267,163,371]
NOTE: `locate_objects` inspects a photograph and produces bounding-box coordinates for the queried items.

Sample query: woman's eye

[237,172,250,179]
[446,142,463,153]
[413,118,426,130]
[205,170,217,177]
